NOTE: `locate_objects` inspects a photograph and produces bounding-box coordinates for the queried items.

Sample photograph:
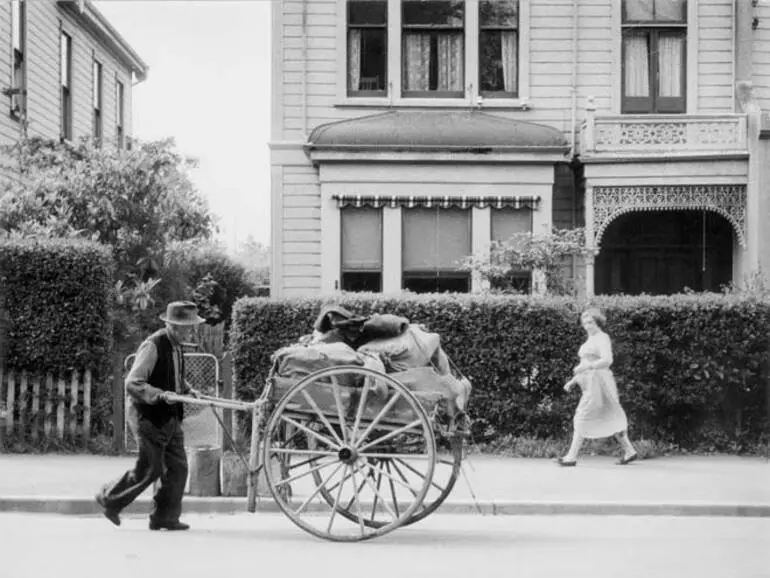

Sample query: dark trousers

[101,415,188,522]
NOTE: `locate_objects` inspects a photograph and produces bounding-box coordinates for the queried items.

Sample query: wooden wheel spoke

[274,458,337,487]
[279,415,340,450]
[344,473,370,512]
[395,457,446,493]
[373,460,420,498]
[358,419,424,453]
[358,452,431,460]
[353,392,403,448]
[330,377,349,444]
[287,454,328,471]
[326,465,350,533]
[371,465,383,520]
[349,468,368,535]
[269,448,337,457]
[350,381,371,444]
[295,463,345,515]
[361,469,398,521]
[385,461,400,517]
[299,390,345,446]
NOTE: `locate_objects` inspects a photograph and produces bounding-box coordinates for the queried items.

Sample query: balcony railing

[581,104,748,158]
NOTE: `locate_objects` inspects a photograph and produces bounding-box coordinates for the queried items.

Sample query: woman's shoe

[617,453,639,466]
[556,457,577,467]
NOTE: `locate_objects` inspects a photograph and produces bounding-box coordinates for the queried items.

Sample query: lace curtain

[403,33,464,91]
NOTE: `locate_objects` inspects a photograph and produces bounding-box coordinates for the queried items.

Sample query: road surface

[1,512,767,578]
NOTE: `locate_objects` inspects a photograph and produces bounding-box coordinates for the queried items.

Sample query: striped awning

[332,194,540,210]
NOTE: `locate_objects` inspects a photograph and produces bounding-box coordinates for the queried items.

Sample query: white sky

[94,0,273,248]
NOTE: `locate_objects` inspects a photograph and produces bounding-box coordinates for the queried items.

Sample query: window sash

[622,0,686,23]
[347,28,388,95]
[341,207,383,271]
[402,207,471,272]
[621,28,686,114]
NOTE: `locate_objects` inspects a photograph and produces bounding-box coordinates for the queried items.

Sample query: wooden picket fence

[0,366,92,441]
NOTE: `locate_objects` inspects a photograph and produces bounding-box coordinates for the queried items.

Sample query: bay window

[348,0,388,95]
[622,0,687,114]
[402,207,471,293]
[341,207,383,292]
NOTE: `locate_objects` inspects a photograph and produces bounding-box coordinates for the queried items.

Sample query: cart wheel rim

[262,365,437,542]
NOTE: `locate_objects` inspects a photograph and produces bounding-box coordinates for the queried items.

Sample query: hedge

[0,237,114,380]
[230,293,770,451]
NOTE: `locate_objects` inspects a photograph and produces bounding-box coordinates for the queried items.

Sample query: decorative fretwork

[332,194,540,210]
[592,185,747,249]
[585,114,747,154]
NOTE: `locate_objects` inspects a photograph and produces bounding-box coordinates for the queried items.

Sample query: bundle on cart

[268,305,471,426]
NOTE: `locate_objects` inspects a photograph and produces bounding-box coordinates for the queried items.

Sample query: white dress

[573,332,629,439]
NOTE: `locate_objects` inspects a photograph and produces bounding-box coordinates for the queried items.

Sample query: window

[92,60,103,142]
[622,0,687,114]
[10,0,26,118]
[402,0,465,98]
[402,207,471,293]
[60,32,72,141]
[479,0,518,98]
[491,207,532,293]
[116,79,125,149]
[347,0,388,96]
[341,207,383,292]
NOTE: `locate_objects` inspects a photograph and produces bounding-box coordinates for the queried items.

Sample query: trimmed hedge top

[0,237,114,378]
[230,292,770,450]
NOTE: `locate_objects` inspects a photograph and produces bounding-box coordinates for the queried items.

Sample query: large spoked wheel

[312,431,464,528]
[262,366,437,542]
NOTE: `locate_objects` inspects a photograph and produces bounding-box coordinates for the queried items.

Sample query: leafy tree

[232,235,270,288]
[461,226,590,296]
[0,136,216,282]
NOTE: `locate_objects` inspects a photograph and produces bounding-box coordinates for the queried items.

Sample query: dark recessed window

[347,0,388,96]
[60,32,72,141]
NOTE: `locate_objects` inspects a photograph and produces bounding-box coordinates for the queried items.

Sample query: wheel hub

[337,446,358,464]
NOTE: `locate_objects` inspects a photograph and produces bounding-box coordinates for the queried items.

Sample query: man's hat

[159,301,205,326]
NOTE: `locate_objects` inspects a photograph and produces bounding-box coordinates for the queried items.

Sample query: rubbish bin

[186,445,222,497]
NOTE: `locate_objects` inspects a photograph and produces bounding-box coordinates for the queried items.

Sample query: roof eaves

[58,1,149,82]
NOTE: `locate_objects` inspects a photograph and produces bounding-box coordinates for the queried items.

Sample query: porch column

[382,206,402,293]
[320,194,340,294]
[585,185,596,297]
[471,207,491,293]
[532,186,553,296]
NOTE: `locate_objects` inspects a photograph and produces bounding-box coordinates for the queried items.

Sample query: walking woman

[558,308,638,466]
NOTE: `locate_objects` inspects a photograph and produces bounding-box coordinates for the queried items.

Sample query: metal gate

[123,351,221,453]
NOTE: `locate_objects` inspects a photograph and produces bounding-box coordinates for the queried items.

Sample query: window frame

[92,59,103,143]
[400,0,466,99]
[336,0,530,109]
[346,0,389,98]
[400,206,472,294]
[620,0,688,114]
[10,0,26,120]
[340,206,384,293]
[478,0,519,99]
[60,30,73,142]
[116,77,125,149]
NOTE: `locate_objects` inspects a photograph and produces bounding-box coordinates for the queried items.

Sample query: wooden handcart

[163,362,471,542]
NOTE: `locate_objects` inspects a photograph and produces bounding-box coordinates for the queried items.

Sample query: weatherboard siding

[0,0,136,150]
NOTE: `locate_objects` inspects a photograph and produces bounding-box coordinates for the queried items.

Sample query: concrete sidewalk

[0,453,768,517]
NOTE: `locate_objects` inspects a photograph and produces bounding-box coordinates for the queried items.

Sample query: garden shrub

[0,237,114,433]
[230,293,770,452]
